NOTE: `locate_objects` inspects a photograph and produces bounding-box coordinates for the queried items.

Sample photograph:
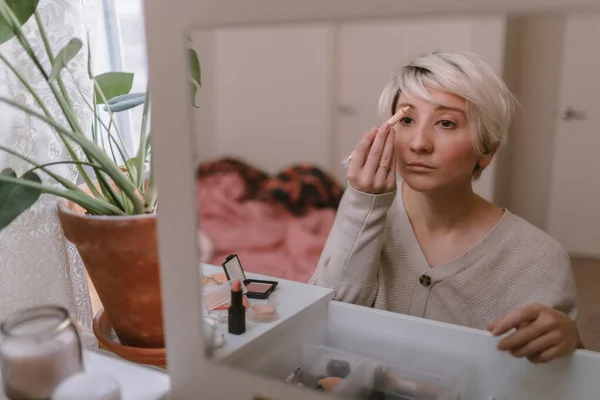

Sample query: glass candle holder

[0,305,84,400]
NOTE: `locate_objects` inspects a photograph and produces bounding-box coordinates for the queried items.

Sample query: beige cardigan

[309,185,578,330]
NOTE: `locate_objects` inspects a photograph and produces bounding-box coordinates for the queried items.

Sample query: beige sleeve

[548,251,579,322]
[309,185,396,307]
[516,242,579,322]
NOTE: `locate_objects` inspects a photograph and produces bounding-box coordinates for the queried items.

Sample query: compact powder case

[222,254,278,300]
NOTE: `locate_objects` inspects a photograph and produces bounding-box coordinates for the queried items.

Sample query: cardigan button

[419,274,432,287]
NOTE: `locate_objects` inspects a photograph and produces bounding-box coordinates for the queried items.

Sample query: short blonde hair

[378,52,516,178]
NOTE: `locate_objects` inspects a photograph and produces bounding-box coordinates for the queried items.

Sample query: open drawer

[222,300,600,400]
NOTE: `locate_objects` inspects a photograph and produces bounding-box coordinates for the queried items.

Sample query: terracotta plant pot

[93,308,166,368]
[57,199,164,348]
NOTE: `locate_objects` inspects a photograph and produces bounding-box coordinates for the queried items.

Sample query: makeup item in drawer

[314,360,351,393]
[317,377,344,392]
[370,364,455,400]
[326,359,351,378]
[285,365,303,384]
[222,254,278,299]
[297,344,369,397]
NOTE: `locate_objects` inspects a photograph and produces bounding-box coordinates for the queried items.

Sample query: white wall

[213,24,336,174]
[190,30,216,165]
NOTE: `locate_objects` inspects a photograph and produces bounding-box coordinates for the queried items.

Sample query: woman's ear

[477,146,497,169]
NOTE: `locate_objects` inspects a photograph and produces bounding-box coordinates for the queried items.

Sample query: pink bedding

[196,172,336,283]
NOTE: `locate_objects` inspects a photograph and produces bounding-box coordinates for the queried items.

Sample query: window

[95,0,148,157]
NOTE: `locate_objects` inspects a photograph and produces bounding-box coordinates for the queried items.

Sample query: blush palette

[222,254,279,300]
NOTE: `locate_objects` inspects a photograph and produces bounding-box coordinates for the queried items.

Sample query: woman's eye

[438,119,457,128]
[400,116,414,125]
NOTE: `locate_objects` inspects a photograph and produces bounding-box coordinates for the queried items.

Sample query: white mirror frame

[144,0,600,398]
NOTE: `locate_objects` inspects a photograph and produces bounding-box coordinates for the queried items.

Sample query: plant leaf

[0,169,42,230]
[94,72,134,104]
[0,0,39,45]
[104,92,145,112]
[188,48,201,107]
[49,37,82,81]
[86,30,93,78]
[189,48,201,86]
[190,82,199,108]
[121,157,142,182]
[1,168,16,178]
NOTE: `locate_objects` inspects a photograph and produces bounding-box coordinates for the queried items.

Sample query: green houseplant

[0,0,201,354]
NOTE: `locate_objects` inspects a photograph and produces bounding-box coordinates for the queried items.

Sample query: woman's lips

[405,162,435,172]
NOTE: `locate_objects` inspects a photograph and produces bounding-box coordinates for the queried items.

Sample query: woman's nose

[409,124,433,153]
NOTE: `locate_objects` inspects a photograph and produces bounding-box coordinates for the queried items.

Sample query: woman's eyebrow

[435,105,466,114]
[396,102,467,116]
[396,102,465,115]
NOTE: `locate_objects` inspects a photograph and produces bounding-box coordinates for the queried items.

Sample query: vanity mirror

[144,0,600,399]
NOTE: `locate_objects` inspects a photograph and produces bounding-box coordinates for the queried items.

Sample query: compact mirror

[145,1,600,399]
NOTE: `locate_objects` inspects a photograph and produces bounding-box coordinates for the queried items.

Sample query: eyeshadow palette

[222,254,279,300]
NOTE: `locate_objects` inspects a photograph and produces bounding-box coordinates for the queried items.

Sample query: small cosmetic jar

[247,304,279,323]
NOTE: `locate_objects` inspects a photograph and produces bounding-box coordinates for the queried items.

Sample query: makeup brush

[341,105,409,168]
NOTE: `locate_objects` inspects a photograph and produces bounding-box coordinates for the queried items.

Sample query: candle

[0,305,84,400]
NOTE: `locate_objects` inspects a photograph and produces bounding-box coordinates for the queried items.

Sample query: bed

[195,157,344,283]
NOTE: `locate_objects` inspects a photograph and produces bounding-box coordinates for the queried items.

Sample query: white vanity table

[79,352,170,400]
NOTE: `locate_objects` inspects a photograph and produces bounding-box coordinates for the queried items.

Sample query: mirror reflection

[189,11,600,399]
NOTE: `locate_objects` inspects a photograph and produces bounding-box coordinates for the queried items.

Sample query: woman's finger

[489,304,541,336]
[509,331,560,358]
[364,124,391,176]
[527,346,563,364]
[384,150,397,192]
[379,129,395,169]
[385,144,397,189]
[497,319,550,352]
[373,129,394,188]
[351,127,378,168]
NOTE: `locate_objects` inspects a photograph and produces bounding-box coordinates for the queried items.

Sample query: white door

[547,14,600,257]
[335,15,507,201]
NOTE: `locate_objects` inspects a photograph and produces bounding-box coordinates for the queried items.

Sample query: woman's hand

[347,124,396,194]
[488,303,581,364]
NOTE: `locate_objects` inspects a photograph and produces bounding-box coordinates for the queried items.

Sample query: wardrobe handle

[338,104,357,116]
[560,106,587,121]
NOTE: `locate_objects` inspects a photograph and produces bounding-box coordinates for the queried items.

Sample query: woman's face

[393,87,487,193]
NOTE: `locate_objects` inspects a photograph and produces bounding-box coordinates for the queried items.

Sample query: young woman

[310,52,582,363]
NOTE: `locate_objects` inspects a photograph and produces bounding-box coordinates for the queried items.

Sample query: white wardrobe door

[213,24,335,174]
[335,16,506,200]
[547,14,600,256]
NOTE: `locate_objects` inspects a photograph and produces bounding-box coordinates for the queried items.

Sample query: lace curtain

[0,0,100,348]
